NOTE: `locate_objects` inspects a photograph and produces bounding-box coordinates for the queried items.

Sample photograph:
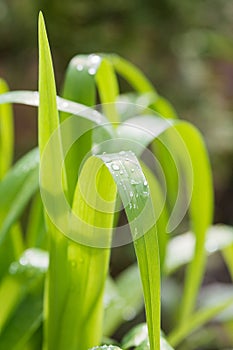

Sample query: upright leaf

[0,79,14,179]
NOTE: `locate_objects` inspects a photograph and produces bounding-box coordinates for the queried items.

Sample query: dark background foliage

[0,0,232,224]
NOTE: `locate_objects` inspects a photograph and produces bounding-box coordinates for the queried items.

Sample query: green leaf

[110,55,177,118]
[26,192,47,249]
[0,91,114,136]
[110,55,156,94]
[0,154,39,246]
[168,296,233,347]
[44,156,117,350]
[117,115,213,323]
[0,249,48,349]
[0,149,39,278]
[95,57,119,123]
[140,162,169,269]
[61,55,95,202]
[61,54,97,109]
[0,78,14,179]
[97,151,160,350]
[38,12,59,154]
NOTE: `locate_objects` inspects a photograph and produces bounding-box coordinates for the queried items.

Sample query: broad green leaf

[0,78,14,179]
[117,115,213,323]
[0,249,48,349]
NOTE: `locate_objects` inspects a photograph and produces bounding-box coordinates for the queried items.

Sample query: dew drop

[111,163,120,171]
[142,191,149,197]
[89,54,101,64]
[62,101,68,108]
[20,257,28,266]
[88,67,96,75]
[129,191,134,198]
[120,170,124,175]
[131,168,135,173]
[143,180,148,186]
[130,179,139,185]
[76,64,83,71]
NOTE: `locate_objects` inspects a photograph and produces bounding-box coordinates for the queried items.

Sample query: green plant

[0,12,233,350]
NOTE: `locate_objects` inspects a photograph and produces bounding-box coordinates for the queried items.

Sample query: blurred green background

[0,0,232,225]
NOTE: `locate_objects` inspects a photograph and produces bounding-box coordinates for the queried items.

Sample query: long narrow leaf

[0,79,14,179]
[117,116,213,323]
[96,151,160,350]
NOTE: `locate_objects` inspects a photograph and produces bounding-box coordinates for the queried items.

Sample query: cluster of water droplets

[99,150,150,242]
[71,54,102,76]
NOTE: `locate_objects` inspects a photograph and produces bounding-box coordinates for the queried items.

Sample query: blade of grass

[0,79,14,179]
[140,162,169,269]
[118,115,213,323]
[0,91,114,137]
[95,57,119,123]
[96,151,160,350]
[44,156,117,350]
[60,54,95,202]
[0,166,38,245]
[26,192,47,249]
[0,149,39,279]
[38,13,70,350]
[109,55,177,118]
[168,297,233,347]
[0,249,48,349]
